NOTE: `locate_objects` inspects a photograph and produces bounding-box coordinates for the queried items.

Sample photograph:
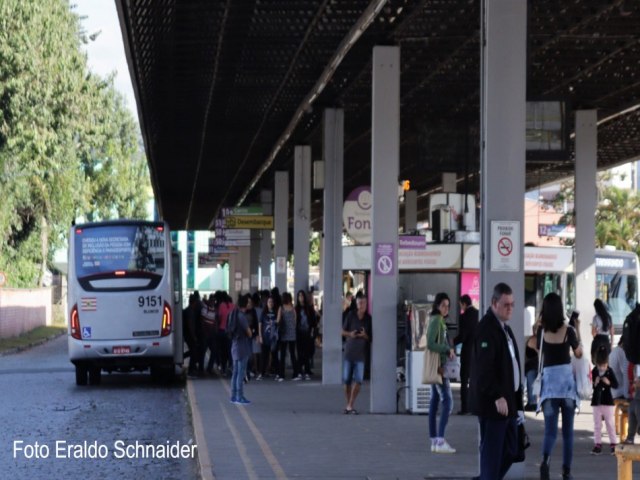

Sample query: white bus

[67,220,183,385]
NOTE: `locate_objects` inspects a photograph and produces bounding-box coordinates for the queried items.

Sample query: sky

[71,0,137,119]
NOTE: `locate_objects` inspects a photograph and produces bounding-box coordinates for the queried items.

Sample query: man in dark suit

[454,294,478,414]
[470,283,524,480]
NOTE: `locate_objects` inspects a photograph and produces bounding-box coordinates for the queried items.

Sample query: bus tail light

[161,302,172,337]
[70,304,81,340]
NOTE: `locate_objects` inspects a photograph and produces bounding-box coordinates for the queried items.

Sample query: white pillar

[260,189,273,290]
[370,46,400,413]
[249,230,260,293]
[321,108,344,385]
[480,1,527,477]
[574,110,598,354]
[274,172,289,292]
[294,146,311,293]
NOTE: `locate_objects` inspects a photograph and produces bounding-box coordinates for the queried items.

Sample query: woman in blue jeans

[426,292,456,454]
[537,293,583,480]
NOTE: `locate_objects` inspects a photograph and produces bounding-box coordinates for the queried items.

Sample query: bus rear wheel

[151,365,174,384]
[88,367,102,385]
[75,365,88,386]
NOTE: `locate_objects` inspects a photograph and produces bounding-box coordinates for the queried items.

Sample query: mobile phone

[569,310,579,327]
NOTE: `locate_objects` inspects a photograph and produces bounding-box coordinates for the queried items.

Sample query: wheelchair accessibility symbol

[81,327,92,339]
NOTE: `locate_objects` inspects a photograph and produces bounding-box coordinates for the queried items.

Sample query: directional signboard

[225,215,273,229]
[221,206,263,216]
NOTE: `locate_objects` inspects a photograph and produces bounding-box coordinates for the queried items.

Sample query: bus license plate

[113,346,131,354]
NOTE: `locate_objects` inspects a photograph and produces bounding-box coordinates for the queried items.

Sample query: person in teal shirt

[427,292,457,454]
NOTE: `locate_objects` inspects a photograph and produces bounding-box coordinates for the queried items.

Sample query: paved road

[0,335,198,480]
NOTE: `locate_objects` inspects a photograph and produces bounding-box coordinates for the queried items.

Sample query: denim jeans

[231,357,249,400]
[542,398,576,468]
[429,378,453,438]
[342,360,365,385]
[525,369,538,405]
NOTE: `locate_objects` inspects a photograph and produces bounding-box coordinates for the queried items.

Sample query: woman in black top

[537,293,583,480]
[591,299,614,364]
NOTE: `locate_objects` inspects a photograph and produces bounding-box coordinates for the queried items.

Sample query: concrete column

[370,46,400,413]
[294,146,312,293]
[404,190,417,232]
[229,247,250,299]
[321,108,344,385]
[260,190,273,290]
[274,171,289,292]
[480,1,527,477]
[229,247,250,302]
[249,230,260,293]
[574,110,598,354]
[228,253,238,299]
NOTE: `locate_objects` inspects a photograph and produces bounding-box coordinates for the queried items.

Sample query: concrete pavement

[187,372,638,480]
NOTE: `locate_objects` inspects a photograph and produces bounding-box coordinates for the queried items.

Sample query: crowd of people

[183,280,640,480]
[182,287,320,391]
[423,283,640,480]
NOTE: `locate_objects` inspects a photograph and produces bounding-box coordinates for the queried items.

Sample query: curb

[0,330,66,357]
[186,380,215,480]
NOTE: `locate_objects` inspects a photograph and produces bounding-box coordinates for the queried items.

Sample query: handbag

[572,353,593,400]
[442,356,460,380]
[422,349,443,384]
[422,318,443,385]
[513,423,530,463]
[531,329,544,399]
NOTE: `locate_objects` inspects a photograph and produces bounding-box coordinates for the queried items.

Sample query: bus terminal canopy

[116,0,640,231]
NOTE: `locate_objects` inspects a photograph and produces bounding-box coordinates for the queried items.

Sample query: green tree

[595,186,640,252]
[0,0,88,286]
[309,233,320,266]
[0,0,150,287]
[547,174,640,255]
[77,74,149,221]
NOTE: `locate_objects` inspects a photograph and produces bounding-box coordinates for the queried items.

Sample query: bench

[615,444,640,480]
[615,399,630,442]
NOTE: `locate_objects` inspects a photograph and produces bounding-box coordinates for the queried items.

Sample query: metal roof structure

[116,0,640,231]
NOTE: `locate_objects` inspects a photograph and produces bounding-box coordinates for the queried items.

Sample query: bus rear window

[75,224,166,279]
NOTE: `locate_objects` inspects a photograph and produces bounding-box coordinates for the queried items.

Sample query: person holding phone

[341,293,372,415]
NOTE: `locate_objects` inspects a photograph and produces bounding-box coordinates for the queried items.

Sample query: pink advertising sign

[460,272,480,308]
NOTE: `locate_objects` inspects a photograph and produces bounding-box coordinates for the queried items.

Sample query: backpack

[622,303,640,364]
[226,308,239,339]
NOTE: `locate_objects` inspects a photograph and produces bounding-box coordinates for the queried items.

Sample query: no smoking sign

[497,237,513,257]
[491,221,520,272]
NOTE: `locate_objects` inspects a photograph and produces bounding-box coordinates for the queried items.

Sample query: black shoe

[525,404,537,412]
[540,456,550,480]
[562,465,572,480]
[456,410,468,415]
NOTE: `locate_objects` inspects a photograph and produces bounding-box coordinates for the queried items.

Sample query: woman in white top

[591,298,614,364]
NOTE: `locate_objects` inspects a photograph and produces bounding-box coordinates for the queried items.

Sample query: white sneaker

[430,443,436,452]
[292,375,302,381]
[434,440,456,454]
[304,374,311,380]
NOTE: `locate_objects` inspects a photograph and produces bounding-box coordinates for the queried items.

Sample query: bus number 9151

[138,295,162,308]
